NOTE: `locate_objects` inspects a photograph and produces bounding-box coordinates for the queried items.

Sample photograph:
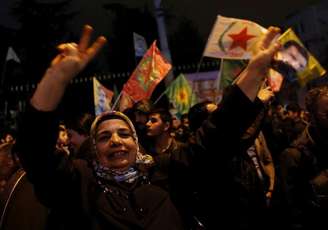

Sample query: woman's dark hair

[65,113,94,135]
[149,108,172,127]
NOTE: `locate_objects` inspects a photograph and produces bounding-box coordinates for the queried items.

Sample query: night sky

[0,0,324,114]
[0,0,321,40]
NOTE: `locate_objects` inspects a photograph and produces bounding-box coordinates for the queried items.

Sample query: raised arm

[236,27,281,102]
[17,26,106,206]
[194,27,281,159]
[31,25,107,111]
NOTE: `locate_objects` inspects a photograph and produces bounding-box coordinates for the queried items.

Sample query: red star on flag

[228,27,256,51]
[179,91,186,101]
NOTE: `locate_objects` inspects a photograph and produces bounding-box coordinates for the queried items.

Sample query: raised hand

[236,27,281,101]
[247,27,281,77]
[50,25,107,84]
[257,86,274,104]
[31,25,107,111]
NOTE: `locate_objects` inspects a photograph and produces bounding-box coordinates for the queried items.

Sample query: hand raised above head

[31,25,106,111]
[236,27,281,102]
[247,27,281,77]
[50,25,107,84]
[257,86,274,104]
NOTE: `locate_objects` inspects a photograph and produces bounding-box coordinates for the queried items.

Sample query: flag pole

[190,55,205,102]
[154,71,178,105]
[153,87,169,105]
[112,90,123,111]
[196,55,205,74]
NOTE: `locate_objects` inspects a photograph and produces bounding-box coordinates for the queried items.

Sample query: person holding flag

[205,16,325,93]
[16,23,281,230]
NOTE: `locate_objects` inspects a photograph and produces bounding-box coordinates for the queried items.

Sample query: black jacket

[17,85,262,229]
[280,125,328,229]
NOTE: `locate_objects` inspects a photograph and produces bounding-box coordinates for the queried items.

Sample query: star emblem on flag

[178,90,187,104]
[228,27,256,51]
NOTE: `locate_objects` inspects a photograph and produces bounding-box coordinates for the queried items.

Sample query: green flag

[165,74,197,116]
[219,59,248,90]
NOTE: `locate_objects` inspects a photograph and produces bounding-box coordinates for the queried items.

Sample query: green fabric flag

[219,59,248,90]
[165,74,197,116]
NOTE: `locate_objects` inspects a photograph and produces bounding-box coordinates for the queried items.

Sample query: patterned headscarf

[90,111,139,153]
[90,111,153,183]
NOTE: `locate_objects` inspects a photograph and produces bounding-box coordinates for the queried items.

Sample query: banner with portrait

[274,28,326,86]
[184,71,222,103]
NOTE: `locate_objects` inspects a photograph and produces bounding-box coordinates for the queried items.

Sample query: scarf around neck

[92,160,139,183]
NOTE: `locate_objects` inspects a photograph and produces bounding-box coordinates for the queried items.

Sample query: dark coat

[17,107,184,230]
[179,86,264,229]
[0,169,48,230]
[17,85,262,229]
[280,125,328,229]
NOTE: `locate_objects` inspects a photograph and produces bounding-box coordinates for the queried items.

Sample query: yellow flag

[276,28,326,86]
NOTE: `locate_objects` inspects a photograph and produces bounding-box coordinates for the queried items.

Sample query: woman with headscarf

[17,26,184,230]
[17,25,281,229]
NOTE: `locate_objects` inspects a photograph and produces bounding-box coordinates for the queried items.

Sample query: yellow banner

[277,28,326,86]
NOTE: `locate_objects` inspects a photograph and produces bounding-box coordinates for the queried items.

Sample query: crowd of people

[0,25,327,230]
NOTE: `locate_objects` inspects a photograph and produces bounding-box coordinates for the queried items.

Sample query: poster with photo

[274,28,326,86]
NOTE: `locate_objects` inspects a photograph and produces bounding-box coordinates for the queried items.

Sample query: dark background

[0,0,327,128]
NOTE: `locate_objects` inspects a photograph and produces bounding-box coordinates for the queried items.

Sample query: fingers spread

[86,36,107,60]
[266,42,282,59]
[261,27,281,49]
[55,25,106,67]
[51,54,63,66]
[79,25,93,52]
[56,43,78,56]
[57,43,66,52]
